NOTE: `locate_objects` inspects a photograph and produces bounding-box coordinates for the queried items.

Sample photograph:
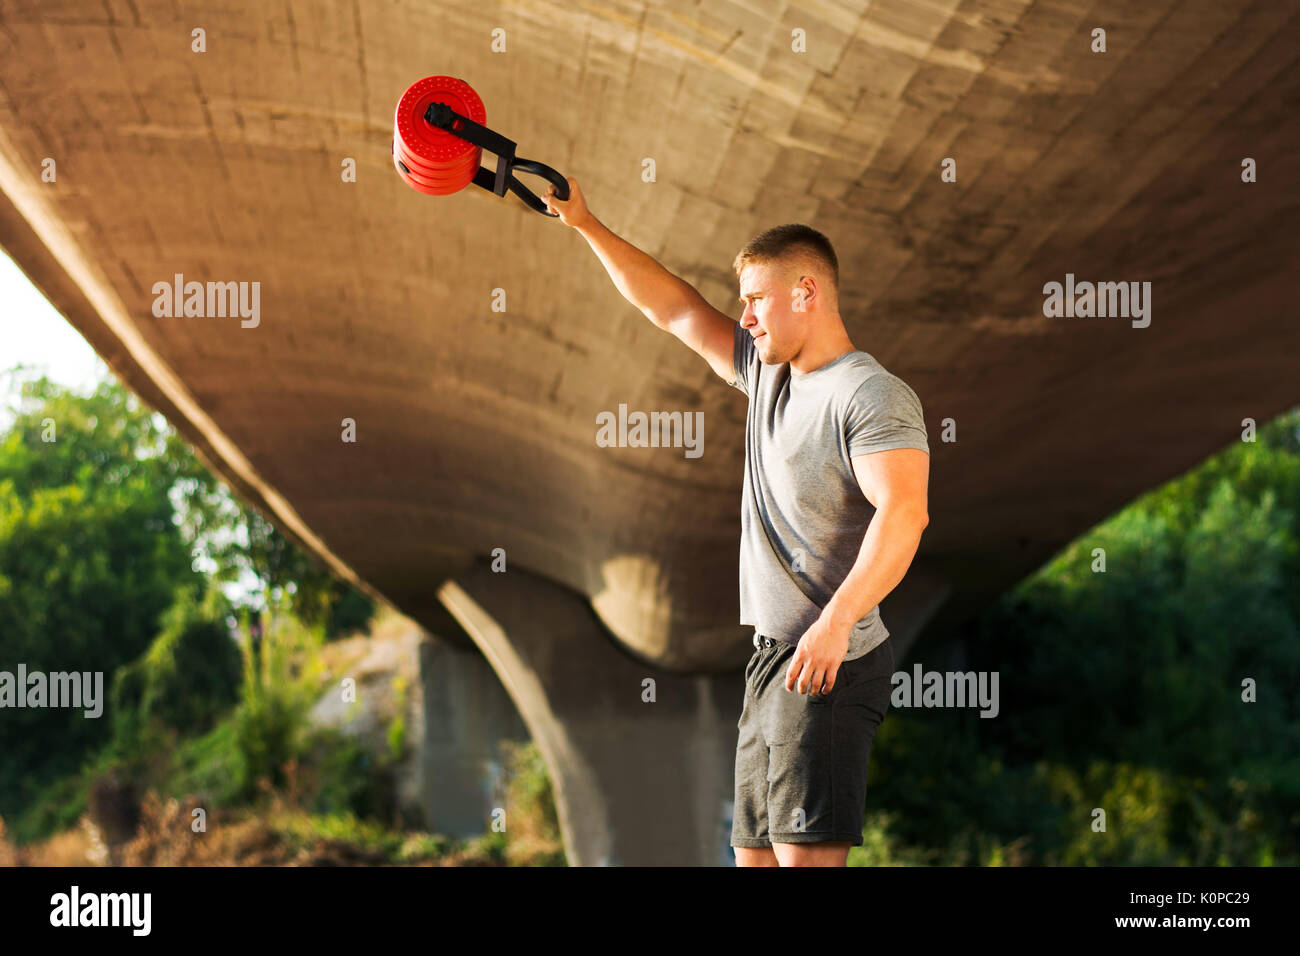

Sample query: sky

[0,248,105,410]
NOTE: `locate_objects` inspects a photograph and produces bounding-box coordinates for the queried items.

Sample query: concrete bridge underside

[1,1,1297,863]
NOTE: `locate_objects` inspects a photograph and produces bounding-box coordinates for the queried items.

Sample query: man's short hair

[732,224,839,299]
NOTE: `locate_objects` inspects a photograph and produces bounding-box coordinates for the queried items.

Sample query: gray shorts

[731,632,894,848]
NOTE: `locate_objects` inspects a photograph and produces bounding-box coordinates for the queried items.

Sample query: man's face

[737,262,811,365]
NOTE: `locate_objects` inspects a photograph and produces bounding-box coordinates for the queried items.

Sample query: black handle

[507,158,569,217]
[424,100,569,217]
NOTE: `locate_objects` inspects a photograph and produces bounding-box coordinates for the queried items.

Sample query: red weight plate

[394,132,476,184]
[393,75,486,195]
[393,154,443,195]
[392,139,481,196]
[394,145,469,190]
[393,127,476,194]
[394,146,479,199]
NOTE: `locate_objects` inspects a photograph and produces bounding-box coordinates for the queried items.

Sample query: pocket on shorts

[832,637,891,698]
[763,677,832,744]
[842,639,895,717]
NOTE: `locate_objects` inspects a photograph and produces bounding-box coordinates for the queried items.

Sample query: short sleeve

[730,322,755,395]
[845,373,929,456]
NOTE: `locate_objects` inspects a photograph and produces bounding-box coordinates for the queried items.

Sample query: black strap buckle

[424,101,569,217]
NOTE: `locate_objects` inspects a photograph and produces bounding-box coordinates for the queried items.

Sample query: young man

[545,179,931,868]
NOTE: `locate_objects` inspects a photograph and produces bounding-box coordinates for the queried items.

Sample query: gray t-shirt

[729,322,929,661]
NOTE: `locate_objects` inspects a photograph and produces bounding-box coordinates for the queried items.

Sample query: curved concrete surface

[1,2,1297,671]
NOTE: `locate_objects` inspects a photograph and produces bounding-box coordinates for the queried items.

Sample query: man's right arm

[545,179,736,384]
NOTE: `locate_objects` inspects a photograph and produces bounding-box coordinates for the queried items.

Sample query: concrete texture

[417,632,531,839]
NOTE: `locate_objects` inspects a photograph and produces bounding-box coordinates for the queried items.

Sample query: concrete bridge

[1,0,1296,864]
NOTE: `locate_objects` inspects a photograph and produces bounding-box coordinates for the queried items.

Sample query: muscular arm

[785,448,930,695]
[820,448,930,634]
[545,177,736,382]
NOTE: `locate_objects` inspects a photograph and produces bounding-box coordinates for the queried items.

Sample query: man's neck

[789,320,856,376]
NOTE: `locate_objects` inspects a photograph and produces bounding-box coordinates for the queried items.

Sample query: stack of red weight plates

[392,75,486,195]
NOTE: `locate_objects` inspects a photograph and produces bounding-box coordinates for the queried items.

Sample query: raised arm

[545,178,736,383]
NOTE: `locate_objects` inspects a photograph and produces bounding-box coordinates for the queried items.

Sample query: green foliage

[326,586,378,638]
[301,728,383,817]
[110,584,242,744]
[269,811,459,864]
[847,810,942,866]
[274,810,406,856]
[387,675,408,763]
[6,718,177,844]
[217,594,396,820]
[0,377,204,820]
[12,597,396,845]
[164,718,243,808]
[228,598,326,800]
[496,739,567,866]
[1,370,375,833]
[871,408,1300,864]
[500,739,559,835]
[208,508,376,640]
[0,375,201,499]
[394,831,451,862]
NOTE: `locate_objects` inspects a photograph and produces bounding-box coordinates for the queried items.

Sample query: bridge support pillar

[438,563,744,866]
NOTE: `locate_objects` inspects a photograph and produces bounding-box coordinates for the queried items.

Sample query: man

[545,179,931,868]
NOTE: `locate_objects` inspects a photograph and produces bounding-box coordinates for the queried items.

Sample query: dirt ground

[0,791,517,867]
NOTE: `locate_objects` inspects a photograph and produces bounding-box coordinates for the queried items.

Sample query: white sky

[0,248,105,402]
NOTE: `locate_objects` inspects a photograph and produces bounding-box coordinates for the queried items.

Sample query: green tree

[1,370,375,830]
[872,408,1300,864]
[0,377,205,816]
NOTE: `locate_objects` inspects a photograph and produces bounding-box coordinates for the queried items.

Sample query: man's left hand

[785,613,852,696]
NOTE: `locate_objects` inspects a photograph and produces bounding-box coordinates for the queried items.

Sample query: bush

[228,599,326,801]
[110,585,241,747]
